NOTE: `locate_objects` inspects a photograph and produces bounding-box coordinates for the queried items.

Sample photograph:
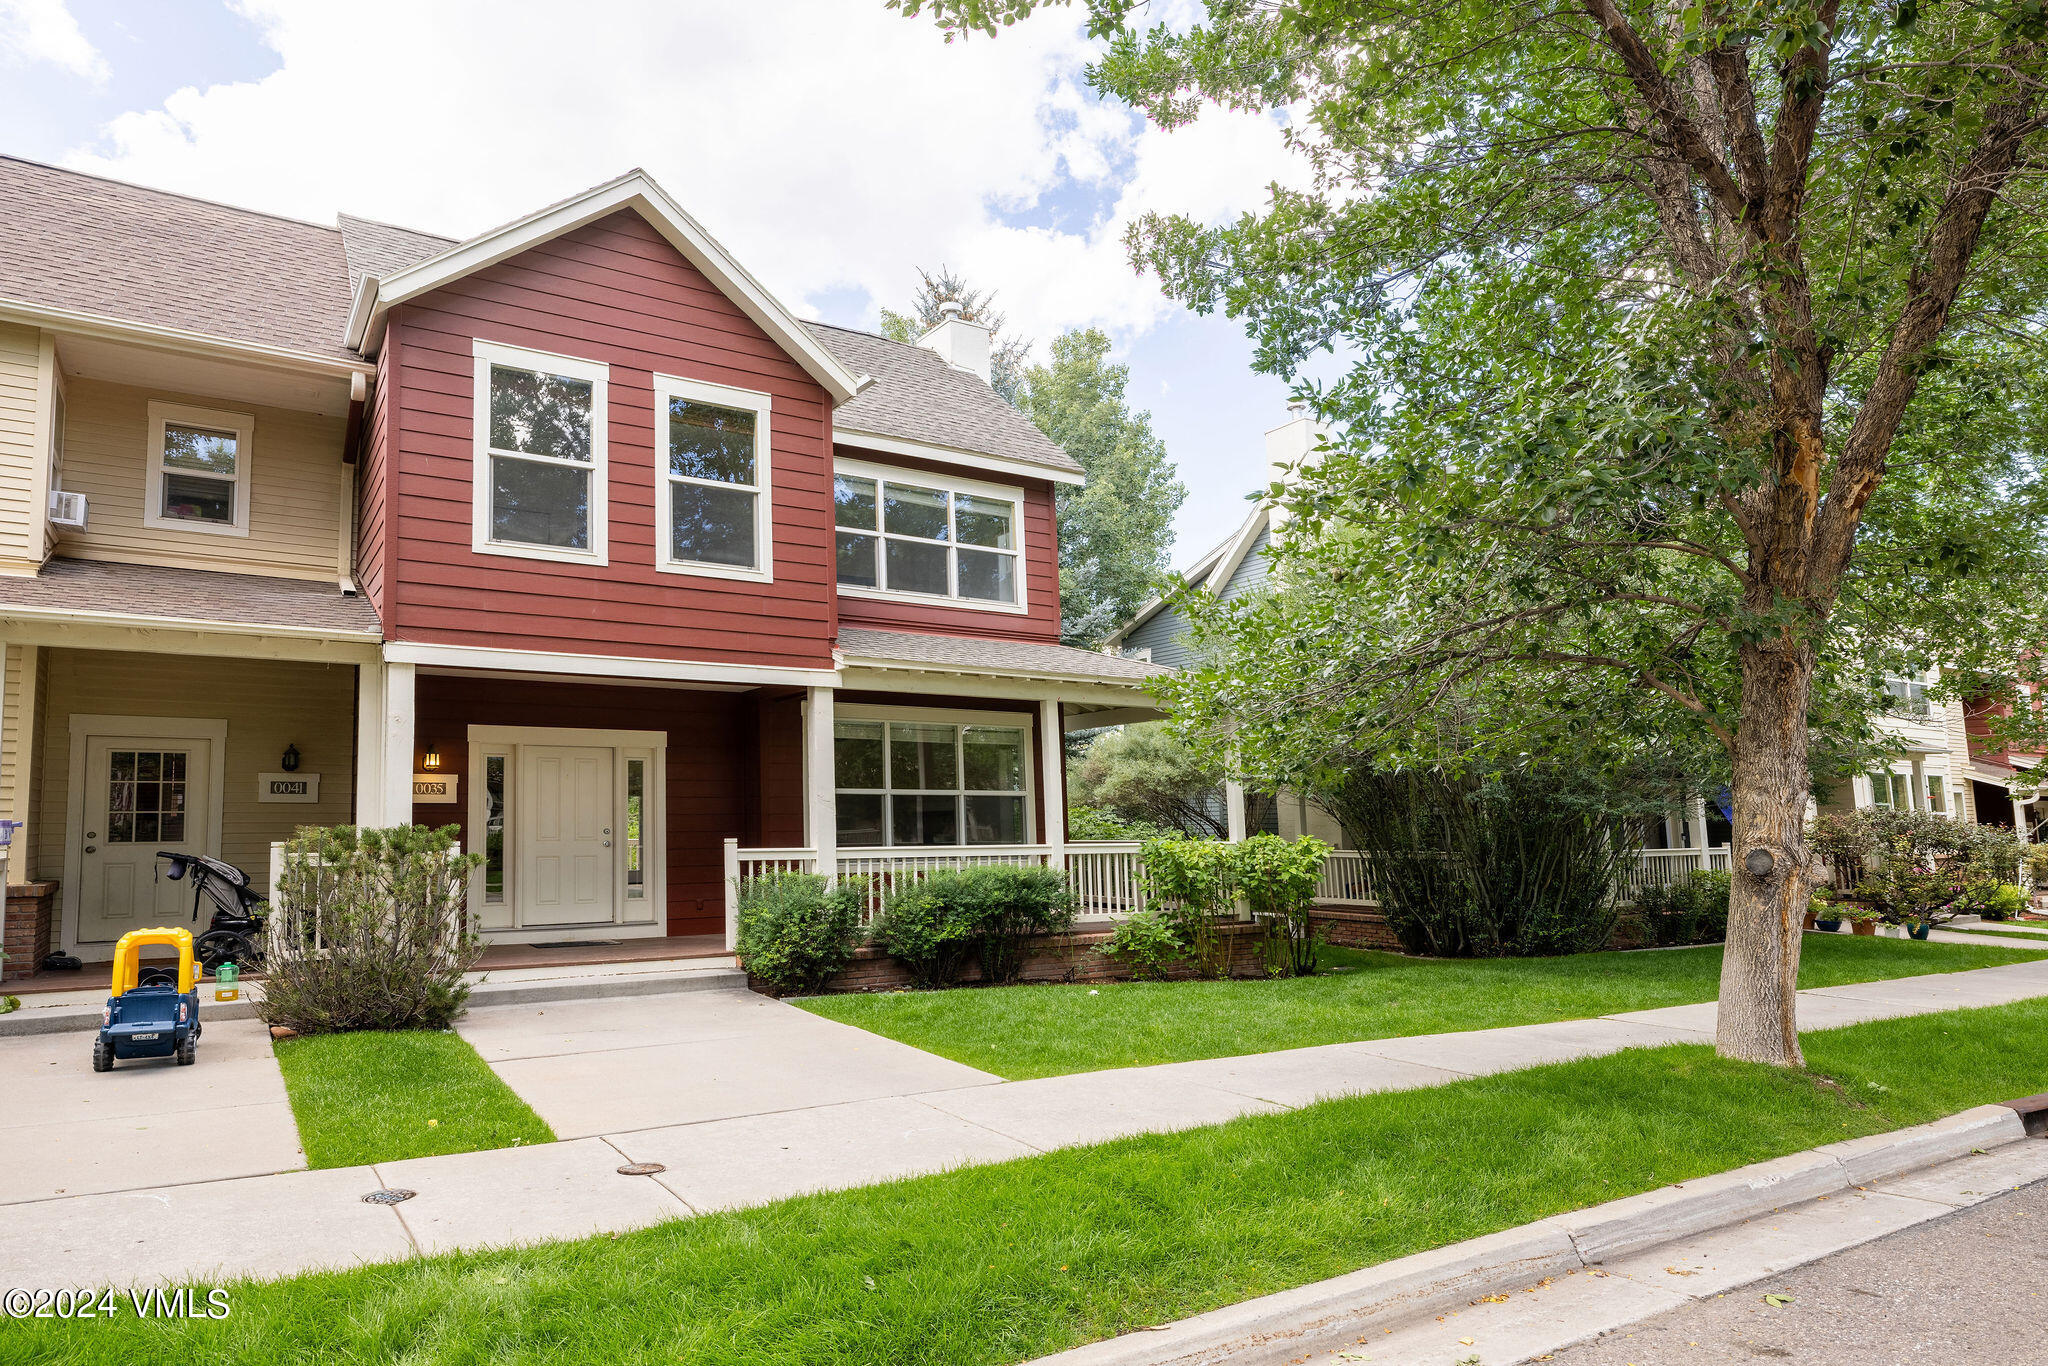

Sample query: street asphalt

[1545,1176,2048,1365]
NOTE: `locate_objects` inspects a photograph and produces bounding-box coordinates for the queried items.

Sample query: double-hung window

[652,374,772,581]
[834,711,1032,847]
[471,339,609,564]
[834,461,1024,609]
[145,402,253,536]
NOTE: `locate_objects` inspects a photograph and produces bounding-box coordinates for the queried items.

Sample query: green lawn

[273,1030,555,1168]
[799,932,2045,1080]
[23,999,2048,1366]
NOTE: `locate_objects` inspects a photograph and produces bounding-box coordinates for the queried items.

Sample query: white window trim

[144,401,254,538]
[833,457,1028,615]
[471,338,611,566]
[650,372,773,583]
[833,703,1037,848]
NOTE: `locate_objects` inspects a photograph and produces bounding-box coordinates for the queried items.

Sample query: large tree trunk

[1716,641,1818,1066]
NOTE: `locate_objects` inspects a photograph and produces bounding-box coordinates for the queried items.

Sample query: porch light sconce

[281,744,301,773]
[422,747,442,771]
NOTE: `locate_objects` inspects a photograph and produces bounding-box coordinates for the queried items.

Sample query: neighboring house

[1104,408,1348,848]
[0,158,1162,970]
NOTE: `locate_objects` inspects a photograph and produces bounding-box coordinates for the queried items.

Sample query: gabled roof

[837,626,1162,685]
[0,155,1076,478]
[1105,501,1270,647]
[343,169,866,404]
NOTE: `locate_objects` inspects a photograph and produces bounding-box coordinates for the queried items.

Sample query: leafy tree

[879,265,1034,402]
[1072,723,1230,837]
[898,0,2048,1067]
[1021,328,1189,645]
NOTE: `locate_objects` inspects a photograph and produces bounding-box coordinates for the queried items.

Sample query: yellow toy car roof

[110,926,196,996]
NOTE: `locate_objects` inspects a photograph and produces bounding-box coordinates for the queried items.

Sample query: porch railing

[721,839,1741,951]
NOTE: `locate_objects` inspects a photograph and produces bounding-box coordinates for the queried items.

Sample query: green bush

[261,825,483,1034]
[1097,908,1186,980]
[1067,806,1177,841]
[735,872,867,995]
[1632,870,1731,946]
[871,865,1077,987]
[1236,833,1331,976]
[1981,883,2027,921]
[1137,837,1239,977]
[968,865,1077,983]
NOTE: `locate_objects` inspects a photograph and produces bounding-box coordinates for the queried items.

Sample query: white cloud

[59,0,1310,347]
[0,0,110,86]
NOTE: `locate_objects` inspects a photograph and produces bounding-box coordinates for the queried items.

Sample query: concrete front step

[0,957,745,1037]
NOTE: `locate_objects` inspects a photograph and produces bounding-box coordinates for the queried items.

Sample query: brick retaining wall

[3,882,58,983]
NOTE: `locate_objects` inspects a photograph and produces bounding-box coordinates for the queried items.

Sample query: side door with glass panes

[75,736,215,945]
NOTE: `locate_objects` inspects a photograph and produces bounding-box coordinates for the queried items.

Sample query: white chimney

[1264,403,1324,530]
[917,300,994,385]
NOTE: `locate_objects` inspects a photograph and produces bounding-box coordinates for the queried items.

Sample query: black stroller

[156,851,268,975]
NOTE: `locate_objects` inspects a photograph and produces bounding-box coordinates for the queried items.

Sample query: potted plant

[1847,906,1880,936]
[1812,890,1843,933]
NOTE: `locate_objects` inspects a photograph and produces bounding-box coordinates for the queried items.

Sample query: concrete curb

[0,964,748,1037]
[1025,1104,2029,1366]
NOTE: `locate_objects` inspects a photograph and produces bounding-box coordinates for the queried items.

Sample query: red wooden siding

[380,210,837,669]
[831,444,1063,643]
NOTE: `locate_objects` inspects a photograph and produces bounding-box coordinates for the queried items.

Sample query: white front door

[76,736,216,944]
[517,745,616,928]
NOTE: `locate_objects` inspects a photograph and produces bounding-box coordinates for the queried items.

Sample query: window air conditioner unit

[49,489,87,529]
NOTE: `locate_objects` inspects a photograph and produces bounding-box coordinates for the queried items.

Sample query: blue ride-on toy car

[93,925,201,1072]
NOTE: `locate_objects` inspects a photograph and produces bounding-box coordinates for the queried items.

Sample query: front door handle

[84,845,96,854]
[602,840,612,848]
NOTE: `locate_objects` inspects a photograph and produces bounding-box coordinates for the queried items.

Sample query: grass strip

[273,1029,555,1168]
[800,932,2044,1079]
[1942,924,2048,943]
[22,997,2048,1366]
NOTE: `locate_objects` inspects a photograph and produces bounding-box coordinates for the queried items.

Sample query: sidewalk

[6,955,2048,1293]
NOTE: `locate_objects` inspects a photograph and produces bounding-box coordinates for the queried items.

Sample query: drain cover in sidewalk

[617,1163,666,1176]
[362,1188,417,1205]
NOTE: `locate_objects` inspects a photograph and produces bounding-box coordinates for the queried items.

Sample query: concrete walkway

[0,1017,303,1204]
[6,956,2048,1292]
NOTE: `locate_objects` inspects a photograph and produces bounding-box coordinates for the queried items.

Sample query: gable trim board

[834,427,1086,488]
[1106,503,1269,649]
[347,171,868,405]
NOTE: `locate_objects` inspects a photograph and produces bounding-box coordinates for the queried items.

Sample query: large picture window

[834,461,1023,609]
[653,374,772,581]
[834,714,1030,847]
[145,402,253,537]
[471,339,609,564]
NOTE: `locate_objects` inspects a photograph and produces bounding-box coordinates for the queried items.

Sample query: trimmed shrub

[967,865,1077,983]
[735,872,866,995]
[1236,833,1331,976]
[1632,870,1731,946]
[872,865,1077,987]
[261,825,483,1034]
[1982,883,2027,921]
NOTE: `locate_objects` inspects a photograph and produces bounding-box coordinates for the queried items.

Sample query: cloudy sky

[0,0,1323,561]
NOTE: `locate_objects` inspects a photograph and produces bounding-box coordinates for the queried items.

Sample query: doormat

[528,941,622,949]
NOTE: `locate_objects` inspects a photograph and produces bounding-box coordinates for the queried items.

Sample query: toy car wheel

[175,1035,196,1066]
[92,1038,112,1073]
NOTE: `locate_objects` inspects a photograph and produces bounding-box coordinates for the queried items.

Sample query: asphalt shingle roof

[807,322,1082,476]
[836,627,1162,684]
[0,156,357,360]
[0,157,1080,476]
[0,558,383,636]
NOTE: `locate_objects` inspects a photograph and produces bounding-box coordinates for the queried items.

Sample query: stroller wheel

[195,930,256,976]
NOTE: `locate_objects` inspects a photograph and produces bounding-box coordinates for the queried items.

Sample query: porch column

[1038,698,1066,869]
[1687,797,1711,852]
[354,661,384,826]
[805,685,837,881]
[2016,794,2032,842]
[379,661,416,827]
[1,642,39,880]
[1225,777,1249,842]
